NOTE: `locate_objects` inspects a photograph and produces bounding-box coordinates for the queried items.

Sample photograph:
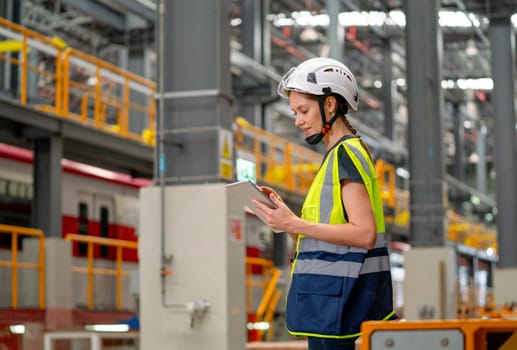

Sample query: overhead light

[299,27,320,42]
[84,324,130,332]
[465,39,478,56]
[396,167,409,179]
[9,325,25,335]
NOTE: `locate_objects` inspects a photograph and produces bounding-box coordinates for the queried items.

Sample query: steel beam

[60,0,125,31]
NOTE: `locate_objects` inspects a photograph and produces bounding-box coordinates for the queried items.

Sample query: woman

[253,58,397,350]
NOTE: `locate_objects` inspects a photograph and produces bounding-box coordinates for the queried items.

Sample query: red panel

[247,247,263,274]
[113,225,138,262]
[63,215,138,262]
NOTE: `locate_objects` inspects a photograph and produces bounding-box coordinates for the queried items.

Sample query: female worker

[253,57,397,350]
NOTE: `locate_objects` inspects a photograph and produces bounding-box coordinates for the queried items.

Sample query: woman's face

[289,91,322,137]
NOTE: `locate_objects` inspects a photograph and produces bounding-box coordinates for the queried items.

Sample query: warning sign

[229,217,242,242]
[222,135,231,160]
[219,129,233,180]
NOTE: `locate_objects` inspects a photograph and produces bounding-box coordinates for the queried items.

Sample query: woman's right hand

[258,186,284,203]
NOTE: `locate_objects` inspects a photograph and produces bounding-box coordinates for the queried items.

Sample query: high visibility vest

[286,137,396,339]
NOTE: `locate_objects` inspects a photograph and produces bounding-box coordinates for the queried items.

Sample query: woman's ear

[325,95,337,114]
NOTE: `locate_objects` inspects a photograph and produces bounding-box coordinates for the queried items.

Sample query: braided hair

[334,94,373,161]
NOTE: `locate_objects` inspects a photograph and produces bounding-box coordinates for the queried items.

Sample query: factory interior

[0,0,516,349]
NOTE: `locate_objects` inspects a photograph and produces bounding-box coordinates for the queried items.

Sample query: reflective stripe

[294,258,363,277]
[294,254,390,277]
[359,255,391,275]
[299,233,386,253]
[344,142,372,179]
[320,151,335,224]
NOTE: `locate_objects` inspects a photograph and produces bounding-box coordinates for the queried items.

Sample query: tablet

[226,180,281,232]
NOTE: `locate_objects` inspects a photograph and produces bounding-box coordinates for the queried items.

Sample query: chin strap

[304,88,340,145]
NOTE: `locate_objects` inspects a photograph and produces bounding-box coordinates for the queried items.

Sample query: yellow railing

[0,17,156,145]
[375,159,395,208]
[0,224,45,309]
[60,48,156,144]
[234,117,322,195]
[245,257,282,340]
[0,16,63,111]
[65,234,138,310]
[448,211,498,253]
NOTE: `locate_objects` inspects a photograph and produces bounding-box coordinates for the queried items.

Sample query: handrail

[65,233,138,310]
[234,117,322,195]
[0,16,63,112]
[61,47,156,145]
[245,257,282,340]
[0,224,45,309]
[0,17,155,145]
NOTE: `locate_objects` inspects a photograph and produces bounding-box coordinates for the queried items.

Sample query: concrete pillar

[45,238,74,329]
[404,247,457,320]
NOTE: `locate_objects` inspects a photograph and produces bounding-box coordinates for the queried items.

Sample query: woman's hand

[252,188,299,233]
[257,186,284,204]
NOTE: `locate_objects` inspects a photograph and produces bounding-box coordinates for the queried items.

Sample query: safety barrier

[0,16,63,111]
[60,48,156,144]
[246,257,282,341]
[234,117,322,195]
[0,224,45,308]
[65,234,138,310]
[0,17,156,145]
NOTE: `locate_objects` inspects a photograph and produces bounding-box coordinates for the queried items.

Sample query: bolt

[441,337,449,347]
[385,338,394,348]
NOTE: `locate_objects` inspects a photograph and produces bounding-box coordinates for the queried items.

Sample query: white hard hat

[277,57,359,111]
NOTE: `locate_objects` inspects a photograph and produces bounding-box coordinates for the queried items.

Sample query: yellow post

[12,232,18,308]
[54,48,62,115]
[20,36,27,105]
[39,234,45,308]
[116,246,122,310]
[94,68,101,128]
[148,87,156,145]
[87,242,94,310]
[122,79,130,136]
[62,49,70,117]
[81,94,88,122]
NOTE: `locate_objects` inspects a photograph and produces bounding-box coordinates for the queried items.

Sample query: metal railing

[0,17,156,146]
[245,257,282,341]
[0,17,63,111]
[60,48,156,144]
[65,234,138,310]
[0,224,45,308]
[234,117,322,195]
